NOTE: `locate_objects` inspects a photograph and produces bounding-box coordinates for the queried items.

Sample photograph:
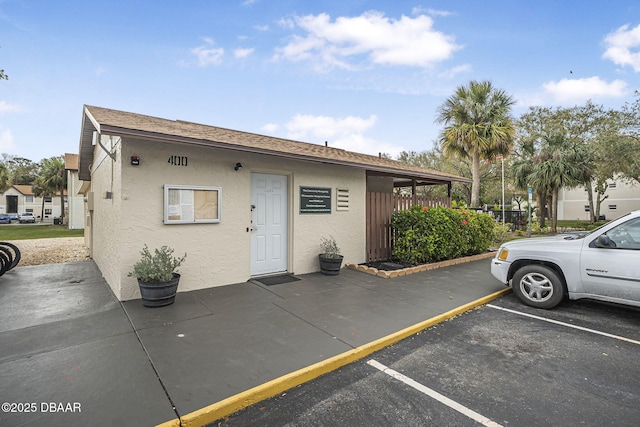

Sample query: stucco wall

[89,136,124,298]
[100,137,367,300]
[559,179,640,220]
[67,170,85,229]
[291,165,366,274]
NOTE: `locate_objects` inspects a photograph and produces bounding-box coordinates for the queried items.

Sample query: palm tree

[39,156,66,222]
[512,135,591,231]
[436,80,516,208]
[31,178,50,222]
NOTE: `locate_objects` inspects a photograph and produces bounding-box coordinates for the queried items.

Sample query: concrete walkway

[0,255,507,427]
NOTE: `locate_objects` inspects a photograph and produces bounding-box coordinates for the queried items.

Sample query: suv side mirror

[591,234,616,249]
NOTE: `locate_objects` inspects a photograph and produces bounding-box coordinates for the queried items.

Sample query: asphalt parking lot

[218,293,640,426]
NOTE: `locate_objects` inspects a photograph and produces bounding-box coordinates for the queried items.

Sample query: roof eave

[95,124,468,184]
[78,106,99,181]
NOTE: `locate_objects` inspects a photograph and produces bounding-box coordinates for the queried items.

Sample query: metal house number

[168,155,188,166]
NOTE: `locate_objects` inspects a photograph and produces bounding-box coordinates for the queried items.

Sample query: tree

[31,178,51,221]
[512,134,592,231]
[39,156,66,222]
[516,102,622,222]
[596,93,640,185]
[0,162,11,194]
[436,80,516,208]
[6,157,39,185]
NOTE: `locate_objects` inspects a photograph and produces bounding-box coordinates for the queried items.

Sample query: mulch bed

[359,260,414,271]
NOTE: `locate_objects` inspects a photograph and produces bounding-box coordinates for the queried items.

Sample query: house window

[608,205,617,210]
[608,182,617,189]
[336,188,350,211]
[45,209,52,215]
[584,205,590,212]
[25,196,34,203]
[26,209,33,213]
[163,185,221,224]
[44,197,52,202]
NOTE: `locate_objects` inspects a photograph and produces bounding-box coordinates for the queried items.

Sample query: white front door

[251,173,288,276]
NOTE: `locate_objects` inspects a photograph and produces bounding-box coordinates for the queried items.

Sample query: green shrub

[128,245,187,283]
[492,222,512,244]
[392,206,494,265]
[531,222,549,234]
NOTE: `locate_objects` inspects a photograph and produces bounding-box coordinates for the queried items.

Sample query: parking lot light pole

[501,155,505,228]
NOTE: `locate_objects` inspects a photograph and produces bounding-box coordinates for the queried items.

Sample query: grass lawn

[0,224,84,240]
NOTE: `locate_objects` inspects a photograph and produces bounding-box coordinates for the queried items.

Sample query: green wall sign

[300,186,332,214]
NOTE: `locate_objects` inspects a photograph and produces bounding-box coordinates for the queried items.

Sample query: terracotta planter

[137,273,180,307]
[319,254,344,275]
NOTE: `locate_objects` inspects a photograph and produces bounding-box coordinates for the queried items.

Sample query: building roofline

[78,105,471,185]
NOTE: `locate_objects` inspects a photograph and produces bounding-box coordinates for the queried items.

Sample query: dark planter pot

[319,254,344,275]
[137,273,180,307]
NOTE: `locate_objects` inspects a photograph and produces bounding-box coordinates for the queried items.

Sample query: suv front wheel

[511,265,565,309]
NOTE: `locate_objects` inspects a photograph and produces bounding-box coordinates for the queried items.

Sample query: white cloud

[277,17,296,30]
[261,123,279,133]
[541,76,628,104]
[437,63,472,79]
[411,7,452,17]
[0,128,16,153]
[254,24,269,32]
[234,47,255,59]
[285,113,377,140]
[603,23,640,72]
[330,133,406,158]
[0,101,22,114]
[273,11,461,71]
[270,113,405,157]
[191,39,225,66]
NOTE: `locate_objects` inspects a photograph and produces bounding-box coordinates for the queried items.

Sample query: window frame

[163,185,222,225]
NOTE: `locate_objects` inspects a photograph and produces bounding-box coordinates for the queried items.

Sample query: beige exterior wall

[559,179,640,221]
[89,135,124,298]
[67,170,85,229]
[91,136,367,301]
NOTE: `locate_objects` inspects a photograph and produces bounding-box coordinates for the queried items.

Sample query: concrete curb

[157,286,512,427]
[345,251,496,278]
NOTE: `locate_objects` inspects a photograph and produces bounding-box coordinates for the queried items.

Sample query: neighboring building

[558,178,640,221]
[0,184,66,221]
[77,105,469,301]
[65,153,85,229]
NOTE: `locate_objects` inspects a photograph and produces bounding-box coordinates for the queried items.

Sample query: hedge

[392,206,494,265]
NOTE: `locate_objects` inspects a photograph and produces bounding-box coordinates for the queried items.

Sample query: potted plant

[128,245,187,307]
[318,235,343,275]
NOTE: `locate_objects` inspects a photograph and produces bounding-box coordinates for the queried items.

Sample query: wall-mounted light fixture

[131,155,140,166]
[234,162,243,171]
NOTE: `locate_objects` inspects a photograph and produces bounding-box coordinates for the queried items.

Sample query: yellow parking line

[157,287,511,427]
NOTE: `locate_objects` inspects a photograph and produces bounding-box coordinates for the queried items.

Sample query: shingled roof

[78,105,469,185]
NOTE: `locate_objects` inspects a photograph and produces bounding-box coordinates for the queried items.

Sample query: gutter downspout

[93,131,116,161]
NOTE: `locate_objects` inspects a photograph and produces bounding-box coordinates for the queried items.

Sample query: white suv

[18,212,36,223]
[491,210,640,309]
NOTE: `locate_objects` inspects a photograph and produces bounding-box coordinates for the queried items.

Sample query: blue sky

[1,0,639,162]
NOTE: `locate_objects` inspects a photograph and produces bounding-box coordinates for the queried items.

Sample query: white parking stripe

[367,359,503,427]
[487,304,640,346]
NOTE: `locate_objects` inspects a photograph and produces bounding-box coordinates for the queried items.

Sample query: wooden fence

[366,192,451,262]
